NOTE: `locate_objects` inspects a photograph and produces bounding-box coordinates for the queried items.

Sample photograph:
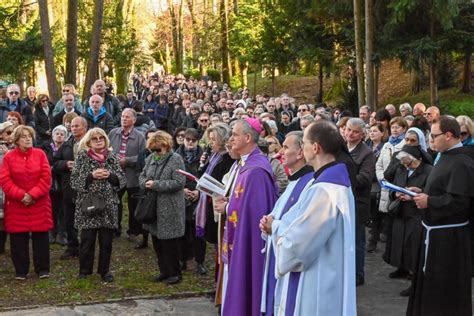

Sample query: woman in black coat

[175,128,205,274]
[384,145,432,296]
[195,124,235,245]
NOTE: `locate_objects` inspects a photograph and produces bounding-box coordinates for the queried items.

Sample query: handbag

[135,154,172,224]
[81,193,106,216]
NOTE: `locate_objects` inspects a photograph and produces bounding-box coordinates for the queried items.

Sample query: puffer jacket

[375,140,406,212]
[0,147,53,233]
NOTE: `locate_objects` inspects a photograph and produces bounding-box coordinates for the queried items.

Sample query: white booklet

[380,180,417,197]
[176,169,225,198]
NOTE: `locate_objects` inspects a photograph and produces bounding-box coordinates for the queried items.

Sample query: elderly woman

[6,111,23,129]
[0,126,52,280]
[372,117,408,249]
[139,130,186,285]
[175,128,206,273]
[70,128,126,282]
[43,125,69,245]
[384,145,432,296]
[0,121,14,254]
[456,115,474,146]
[195,123,234,246]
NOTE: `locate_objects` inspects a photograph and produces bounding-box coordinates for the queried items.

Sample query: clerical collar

[240,152,250,163]
[313,161,338,181]
[289,165,313,181]
[445,141,462,152]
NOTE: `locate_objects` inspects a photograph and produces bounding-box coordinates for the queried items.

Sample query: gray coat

[138,151,186,239]
[109,127,146,188]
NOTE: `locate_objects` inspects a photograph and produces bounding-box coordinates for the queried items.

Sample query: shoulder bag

[135,154,172,224]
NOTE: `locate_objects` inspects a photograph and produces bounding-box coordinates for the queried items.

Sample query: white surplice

[272,181,356,316]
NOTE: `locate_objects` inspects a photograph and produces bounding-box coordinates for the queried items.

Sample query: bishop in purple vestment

[221,119,279,316]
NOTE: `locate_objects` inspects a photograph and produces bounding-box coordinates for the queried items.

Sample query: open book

[176,169,225,197]
[380,180,417,197]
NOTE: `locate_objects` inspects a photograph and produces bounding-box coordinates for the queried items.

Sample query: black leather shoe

[154,274,169,282]
[356,276,365,287]
[389,269,408,279]
[60,249,78,260]
[164,275,182,285]
[196,264,208,275]
[101,273,114,283]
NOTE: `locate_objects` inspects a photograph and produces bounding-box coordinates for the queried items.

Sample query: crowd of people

[0,73,473,315]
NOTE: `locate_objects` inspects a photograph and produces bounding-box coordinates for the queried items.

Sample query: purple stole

[265,171,314,316]
[285,162,350,316]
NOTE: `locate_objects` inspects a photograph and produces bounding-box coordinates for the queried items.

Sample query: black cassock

[407,146,474,316]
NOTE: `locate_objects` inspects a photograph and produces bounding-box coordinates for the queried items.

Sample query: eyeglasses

[91,136,105,142]
[199,119,209,123]
[430,132,446,140]
[9,91,19,96]
[63,89,70,93]
[185,137,198,143]
[176,134,185,138]
[41,99,49,103]
[298,109,308,112]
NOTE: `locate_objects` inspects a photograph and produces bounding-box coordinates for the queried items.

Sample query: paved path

[2,244,464,315]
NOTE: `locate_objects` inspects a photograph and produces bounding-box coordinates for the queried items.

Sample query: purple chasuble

[285,162,350,316]
[265,166,314,316]
[222,147,279,316]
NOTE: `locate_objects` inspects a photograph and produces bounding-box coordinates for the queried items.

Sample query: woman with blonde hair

[456,115,474,146]
[70,128,125,282]
[0,125,52,280]
[139,130,186,285]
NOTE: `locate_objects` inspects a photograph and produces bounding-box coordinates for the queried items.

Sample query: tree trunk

[65,0,78,86]
[428,3,438,106]
[38,0,60,103]
[365,0,374,111]
[271,67,276,96]
[178,0,184,73]
[411,69,422,95]
[116,67,127,95]
[187,0,199,69]
[461,51,472,93]
[82,0,104,101]
[220,0,231,84]
[374,63,380,109]
[253,64,258,97]
[317,63,323,103]
[353,0,365,108]
[169,0,182,74]
[241,61,248,88]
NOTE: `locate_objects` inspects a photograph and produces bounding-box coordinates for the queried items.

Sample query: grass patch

[0,202,215,310]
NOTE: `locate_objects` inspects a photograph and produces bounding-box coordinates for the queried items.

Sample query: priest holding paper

[261,120,356,315]
[219,118,279,316]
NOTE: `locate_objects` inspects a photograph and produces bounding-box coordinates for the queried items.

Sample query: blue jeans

[356,223,366,278]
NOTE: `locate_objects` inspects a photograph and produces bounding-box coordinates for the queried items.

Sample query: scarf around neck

[87,148,109,166]
[388,133,405,145]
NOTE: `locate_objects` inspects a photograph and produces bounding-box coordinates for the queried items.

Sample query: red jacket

[0,147,53,233]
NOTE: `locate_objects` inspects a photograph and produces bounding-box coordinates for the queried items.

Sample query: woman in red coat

[0,125,52,280]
